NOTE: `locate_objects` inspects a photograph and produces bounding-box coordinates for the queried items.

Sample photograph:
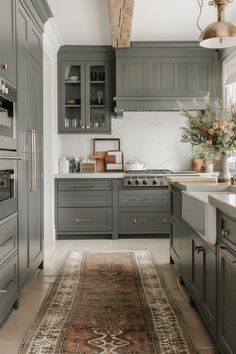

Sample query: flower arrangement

[178,94,236,159]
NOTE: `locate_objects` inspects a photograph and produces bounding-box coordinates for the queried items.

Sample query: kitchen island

[170,180,236,354]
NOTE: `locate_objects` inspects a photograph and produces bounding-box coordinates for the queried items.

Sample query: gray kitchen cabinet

[55,179,113,239]
[170,185,191,290]
[115,42,221,114]
[0,0,16,85]
[217,211,236,354]
[119,210,170,234]
[191,231,216,338]
[0,214,18,327]
[118,185,170,236]
[58,208,112,233]
[58,46,115,133]
[17,0,43,288]
[0,214,17,265]
[0,253,18,327]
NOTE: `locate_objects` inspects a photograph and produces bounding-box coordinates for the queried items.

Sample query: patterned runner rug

[19,251,196,354]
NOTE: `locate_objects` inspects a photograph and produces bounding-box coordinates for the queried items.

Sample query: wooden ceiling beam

[109,0,134,48]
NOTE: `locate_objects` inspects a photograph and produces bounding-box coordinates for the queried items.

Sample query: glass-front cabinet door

[86,62,110,133]
[59,60,111,133]
[60,61,86,132]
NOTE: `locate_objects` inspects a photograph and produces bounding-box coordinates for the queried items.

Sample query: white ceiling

[47,0,236,45]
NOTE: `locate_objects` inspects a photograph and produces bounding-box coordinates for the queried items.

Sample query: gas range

[124,169,198,187]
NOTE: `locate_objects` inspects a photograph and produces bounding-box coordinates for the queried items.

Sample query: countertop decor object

[59,156,69,174]
[92,151,106,172]
[80,159,96,173]
[179,94,236,183]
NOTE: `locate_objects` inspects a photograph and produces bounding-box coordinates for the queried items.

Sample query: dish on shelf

[67,76,79,81]
[66,99,80,105]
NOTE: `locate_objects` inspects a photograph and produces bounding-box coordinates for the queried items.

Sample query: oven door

[0,151,21,221]
[0,82,16,151]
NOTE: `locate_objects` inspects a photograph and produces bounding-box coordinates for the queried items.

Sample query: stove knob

[160,178,165,186]
[127,178,132,185]
[135,179,140,185]
[153,179,158,185]
[143,179,148,185]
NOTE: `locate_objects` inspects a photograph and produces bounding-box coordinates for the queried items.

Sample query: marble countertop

[54,172,124,179]
[209,193,236,219]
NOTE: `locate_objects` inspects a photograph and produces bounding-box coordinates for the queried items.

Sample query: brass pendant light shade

[199,0,236,49]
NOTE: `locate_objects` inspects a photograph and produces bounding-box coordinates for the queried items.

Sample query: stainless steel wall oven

[0,151,21,221]
[0,79,16,151]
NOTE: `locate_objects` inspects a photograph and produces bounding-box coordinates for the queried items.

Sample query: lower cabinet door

[191,232,216,335]
[218,246,236,354]
[119,211,170,234]
[58,208,112,232]
[0,253,18,325]
[170,217,181,271]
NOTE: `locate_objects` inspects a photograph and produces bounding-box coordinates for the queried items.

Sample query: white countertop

[54,172,124,179]
[209,194,236,219]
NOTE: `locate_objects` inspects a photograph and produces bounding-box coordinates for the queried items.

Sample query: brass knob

[1,64,8,69]
[86,125,90,129]
[133,219,137,224]
[162,218,166,224]
[81,126,85,129]
[221,229,230,237]
[75,218,80,223]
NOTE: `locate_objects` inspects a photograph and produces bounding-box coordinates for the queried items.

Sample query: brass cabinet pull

[221,228,230,237]
[0,235,15,248]
[162,218,166,224]
[194,246,205,253]
[219,247,236,264]
[86,125,90,129]
[29,129,37,192]
[1,63,8,69]
[81,126,85,129]
[0,156,22,160]
[72,184,94,189]
[131,197,147,201]
[75,218,94,223]
[0,279,14,294]
[133,218,147,225]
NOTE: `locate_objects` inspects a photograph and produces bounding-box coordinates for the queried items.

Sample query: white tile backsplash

[61,111,192,170]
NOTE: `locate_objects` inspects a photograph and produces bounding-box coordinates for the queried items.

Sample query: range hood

[114,42,221,117]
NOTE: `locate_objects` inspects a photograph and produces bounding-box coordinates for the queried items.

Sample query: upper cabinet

[58,46,115,134]
[0,0,16,86]
[115,42,221,115]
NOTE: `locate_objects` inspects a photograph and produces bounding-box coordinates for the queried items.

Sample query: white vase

[218,153,230,183]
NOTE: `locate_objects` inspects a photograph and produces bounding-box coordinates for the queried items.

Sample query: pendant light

[199,0,236,49]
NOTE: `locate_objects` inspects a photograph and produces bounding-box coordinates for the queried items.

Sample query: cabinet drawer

[58,208,112,232]
[0,253,18,316]
[58,180,111,191]
[119,190,170,209]
[58,190,112,207]
[0,215,17,264]
[218,212,236,252]
[119,211,170,234]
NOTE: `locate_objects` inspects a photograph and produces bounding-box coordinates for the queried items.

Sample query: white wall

[43,19,61,245]
[61,111,192,170]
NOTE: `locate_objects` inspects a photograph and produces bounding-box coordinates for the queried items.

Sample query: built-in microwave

[0,78,16,151]
[0,150,21,221]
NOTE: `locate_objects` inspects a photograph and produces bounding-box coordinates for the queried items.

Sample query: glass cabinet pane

[64,64,84,130]
[88,64,109,132]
